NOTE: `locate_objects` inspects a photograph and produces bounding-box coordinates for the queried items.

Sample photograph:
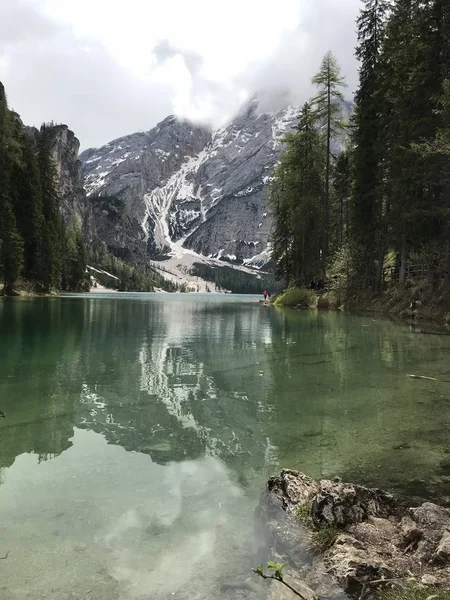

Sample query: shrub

[317,291,340,309]
[295,500,313,524]
[274,288,317,308]
[326,241,358,302]
[310,525,340,553]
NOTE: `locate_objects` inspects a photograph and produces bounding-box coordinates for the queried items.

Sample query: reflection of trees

[3,296,450,500]
[0,297,276,477]
[266,309,450,498]
[0,299,82,469]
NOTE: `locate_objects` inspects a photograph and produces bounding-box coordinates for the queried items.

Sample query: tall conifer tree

[312,51,347,265]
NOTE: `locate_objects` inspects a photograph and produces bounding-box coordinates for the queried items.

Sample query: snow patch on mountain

[79,100,304,273]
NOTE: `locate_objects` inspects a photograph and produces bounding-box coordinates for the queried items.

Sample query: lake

[0,293,449,599]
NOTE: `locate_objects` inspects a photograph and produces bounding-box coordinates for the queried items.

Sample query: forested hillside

[270,0,450,313]
[0,82,87,294]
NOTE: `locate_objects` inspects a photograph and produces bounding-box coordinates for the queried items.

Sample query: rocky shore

[258,470,450,599]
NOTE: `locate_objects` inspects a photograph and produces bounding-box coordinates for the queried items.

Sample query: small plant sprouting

[253,561,314,599]
[295,500,313,524]
[253,561,285,581]
[311,525,340,553]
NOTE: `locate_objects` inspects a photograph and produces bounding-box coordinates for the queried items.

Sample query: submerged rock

[259,470,450,599]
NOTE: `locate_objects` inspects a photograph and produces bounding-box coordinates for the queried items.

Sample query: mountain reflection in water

[0,294,450,599]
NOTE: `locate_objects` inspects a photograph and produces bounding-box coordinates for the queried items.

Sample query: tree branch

[257,572,316,600]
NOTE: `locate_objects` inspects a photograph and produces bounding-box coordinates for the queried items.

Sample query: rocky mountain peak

[78,98,302,269]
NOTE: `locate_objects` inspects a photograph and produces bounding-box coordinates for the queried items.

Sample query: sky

[0,0,361,149]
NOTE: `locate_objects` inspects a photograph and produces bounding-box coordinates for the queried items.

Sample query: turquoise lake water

[0,293,449,599]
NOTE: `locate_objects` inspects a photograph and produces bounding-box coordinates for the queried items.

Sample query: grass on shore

[295,500,314,524]
[310,525,341,554]
[274,288,317,308]
[379,585,450,600]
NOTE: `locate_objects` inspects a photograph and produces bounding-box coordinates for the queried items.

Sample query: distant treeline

[190,262,281,294]
[0,81,87,294]
[88,247,178,292]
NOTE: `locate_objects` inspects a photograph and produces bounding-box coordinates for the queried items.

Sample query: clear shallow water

[0,294,450,599]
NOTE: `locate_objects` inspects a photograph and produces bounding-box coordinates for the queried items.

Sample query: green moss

[274,288,317,308]
[379,585,450,600]
[310,525,340,553]
[295,500,313,524]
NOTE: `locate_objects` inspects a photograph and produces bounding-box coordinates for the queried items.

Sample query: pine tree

[13,138,45,280]
[269,185,294,286]
[270,103,325,285]
[37,125,63,291]
[379,0,449,283]
[0,82,24,294]
[0,198,24,295]
[312,51,347,264]
[351,0,389,290]
[333,150,352,246]
[64,217,87,291]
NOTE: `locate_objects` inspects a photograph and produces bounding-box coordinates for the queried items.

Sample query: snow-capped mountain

[79,100,300,268]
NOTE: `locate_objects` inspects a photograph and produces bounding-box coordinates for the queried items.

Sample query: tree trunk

[375,245,385,292]
[399,233,407,284]
[324,84,331,264]
[301,224,305,284]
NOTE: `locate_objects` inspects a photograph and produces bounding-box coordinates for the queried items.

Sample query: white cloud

[0,0,361,149]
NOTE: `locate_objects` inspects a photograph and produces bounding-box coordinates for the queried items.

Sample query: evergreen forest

[270,0,450,307]
[0,82,87,294]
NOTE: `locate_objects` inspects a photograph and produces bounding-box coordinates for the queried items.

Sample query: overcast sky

[0,0,361,149]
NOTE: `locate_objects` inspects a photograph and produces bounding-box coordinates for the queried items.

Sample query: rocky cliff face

[80,100,300,267]
[49,125,92,230]
[25,124,95,237]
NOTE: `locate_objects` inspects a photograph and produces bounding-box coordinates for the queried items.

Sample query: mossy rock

[310,525,340,554]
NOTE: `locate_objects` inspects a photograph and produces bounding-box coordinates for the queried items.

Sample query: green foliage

[0,83,24,295]
[267,562,285,581]
[0,198,24,295]
[312,51,347,263]
[274,288,317,308]
[270,1,450,308]
[0,81,88,294]
[332,150,352,248]
[295,500,313,524]
[37,124,65,291]
[63,218,88,292]
[317,292,340,309]
[326,241,358,303]
[410,241,450,283]
[269,103,326,285]
[310,525,340,554]
[253,561,285,581]
[190,262,280,294]
[87,246,178,292]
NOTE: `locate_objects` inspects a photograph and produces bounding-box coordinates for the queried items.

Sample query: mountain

[79,100,300,270]
[25,124,94,233]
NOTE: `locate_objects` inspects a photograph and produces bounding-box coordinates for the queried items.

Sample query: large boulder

[435,527,450,563]
[311,478,397,528]
[325,534,393,595]
[260,471,450,599]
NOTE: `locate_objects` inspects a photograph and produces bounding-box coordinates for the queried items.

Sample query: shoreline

[258,470,450,600]
[271,284,450,328]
